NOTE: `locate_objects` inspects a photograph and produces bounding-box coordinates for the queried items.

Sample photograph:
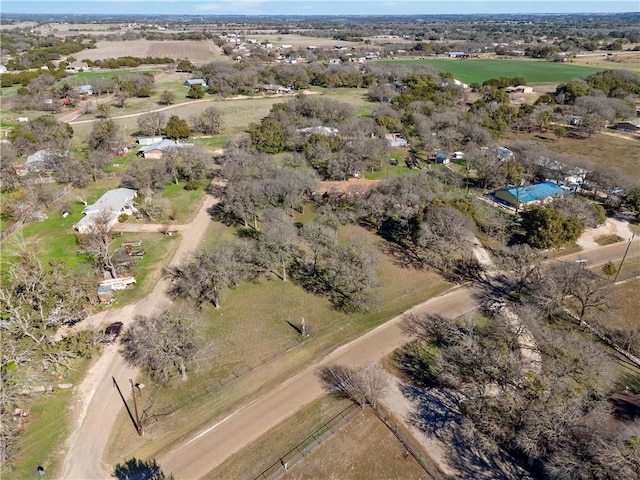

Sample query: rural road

[60,200,639,479]
[157,236,640,479]
[60,192,217,480]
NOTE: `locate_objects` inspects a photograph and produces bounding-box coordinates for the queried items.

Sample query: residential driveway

[60,192,217,480]
[577,217,633,251]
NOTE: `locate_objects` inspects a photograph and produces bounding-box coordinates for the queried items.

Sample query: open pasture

[76,39,224,64]
[381,58,606,84]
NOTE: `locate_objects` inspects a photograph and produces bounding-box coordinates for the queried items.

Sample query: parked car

[105,322,124,342]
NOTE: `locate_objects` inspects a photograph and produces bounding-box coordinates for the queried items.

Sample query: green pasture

[381,58,606,84]
[104,221,451,466]
[69,69,159,83]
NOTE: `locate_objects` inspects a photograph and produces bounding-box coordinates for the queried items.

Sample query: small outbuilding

[184,78,207,87]
[435,153,450,164]
[615,119,640,134]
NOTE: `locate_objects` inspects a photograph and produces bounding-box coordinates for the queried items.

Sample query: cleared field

[572,51,640,74]
[104,221,450,468]
[244,33,362,49]
[380,58,606,84]
[504,131,640,179]
[76,39,224,64]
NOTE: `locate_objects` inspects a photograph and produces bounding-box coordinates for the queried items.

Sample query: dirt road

[60,193,217,480]
[158,286,478,479]
[60,208,639,479]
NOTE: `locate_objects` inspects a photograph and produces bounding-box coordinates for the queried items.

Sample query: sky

[1,0,637,16]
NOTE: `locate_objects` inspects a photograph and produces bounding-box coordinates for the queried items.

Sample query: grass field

[504,131,640,179]
[380,58,607,84]
[104,221,451,469]
[280,408,429,480]
[9,358,91,480]
[209,397,428,480]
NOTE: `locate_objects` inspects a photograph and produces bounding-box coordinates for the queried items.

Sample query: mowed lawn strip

[204,396,354,480]
[104,223,451,465]
[381,58,606,84]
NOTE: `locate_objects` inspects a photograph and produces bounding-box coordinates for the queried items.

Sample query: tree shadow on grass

[113,457,173,480]
[400,384,534,480]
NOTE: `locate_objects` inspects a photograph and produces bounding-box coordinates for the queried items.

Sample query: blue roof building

[494,182,566,210]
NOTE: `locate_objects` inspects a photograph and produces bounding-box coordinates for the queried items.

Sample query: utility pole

[112,377,142,436]
[130,379,143,436]
[613,233,636,283]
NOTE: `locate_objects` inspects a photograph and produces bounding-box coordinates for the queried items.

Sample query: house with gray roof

[137,139,194,159]
[74,188,137,233]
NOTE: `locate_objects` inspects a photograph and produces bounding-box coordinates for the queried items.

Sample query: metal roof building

[494,182,566,210]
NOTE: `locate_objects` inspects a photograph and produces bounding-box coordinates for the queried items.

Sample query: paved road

[60,193,217,480]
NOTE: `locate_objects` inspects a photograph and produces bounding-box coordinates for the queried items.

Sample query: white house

[74,188,137,234]
[384,133,408,147]
[66,61,89,72]
[184,78,207,87]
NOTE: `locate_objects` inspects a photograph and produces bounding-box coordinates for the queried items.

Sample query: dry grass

[505,131,640,179]
[604,275,640,332]
[104,223,450,467]
[571,51,640,74]
[205,396,353,480]
[77,39,224,65]
[280,408,429,480]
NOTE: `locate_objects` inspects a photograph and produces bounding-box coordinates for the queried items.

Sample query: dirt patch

[77,39,224,64]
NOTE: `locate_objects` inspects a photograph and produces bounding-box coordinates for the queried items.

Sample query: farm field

[76,39,225,65]
[572,51,640,74]
[381,58,607,84]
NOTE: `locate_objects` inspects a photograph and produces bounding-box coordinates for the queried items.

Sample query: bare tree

[120,305,204,383]
[166,241,253,308]
[190,106,223,135]
[137,112,166,136]
[318,363,388,408]
[77,209,119,278]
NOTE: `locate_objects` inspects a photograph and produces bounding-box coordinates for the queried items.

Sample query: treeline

[5,39,90,70]
[0,68,68,88]
[85,56,174,69]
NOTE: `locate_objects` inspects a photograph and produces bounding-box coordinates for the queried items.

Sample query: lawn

[381,58,607,84]
[104,223,451,468]
[310,86,375,117]
[69,69,160,83]
[9,358,91,480]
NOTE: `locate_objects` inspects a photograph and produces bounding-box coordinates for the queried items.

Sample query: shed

[184,78,207,87]
[615,119,640,134]
[74,84,94,95]
[435,153,450,164]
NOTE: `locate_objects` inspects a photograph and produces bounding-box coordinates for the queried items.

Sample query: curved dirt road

[60,193,217,480]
